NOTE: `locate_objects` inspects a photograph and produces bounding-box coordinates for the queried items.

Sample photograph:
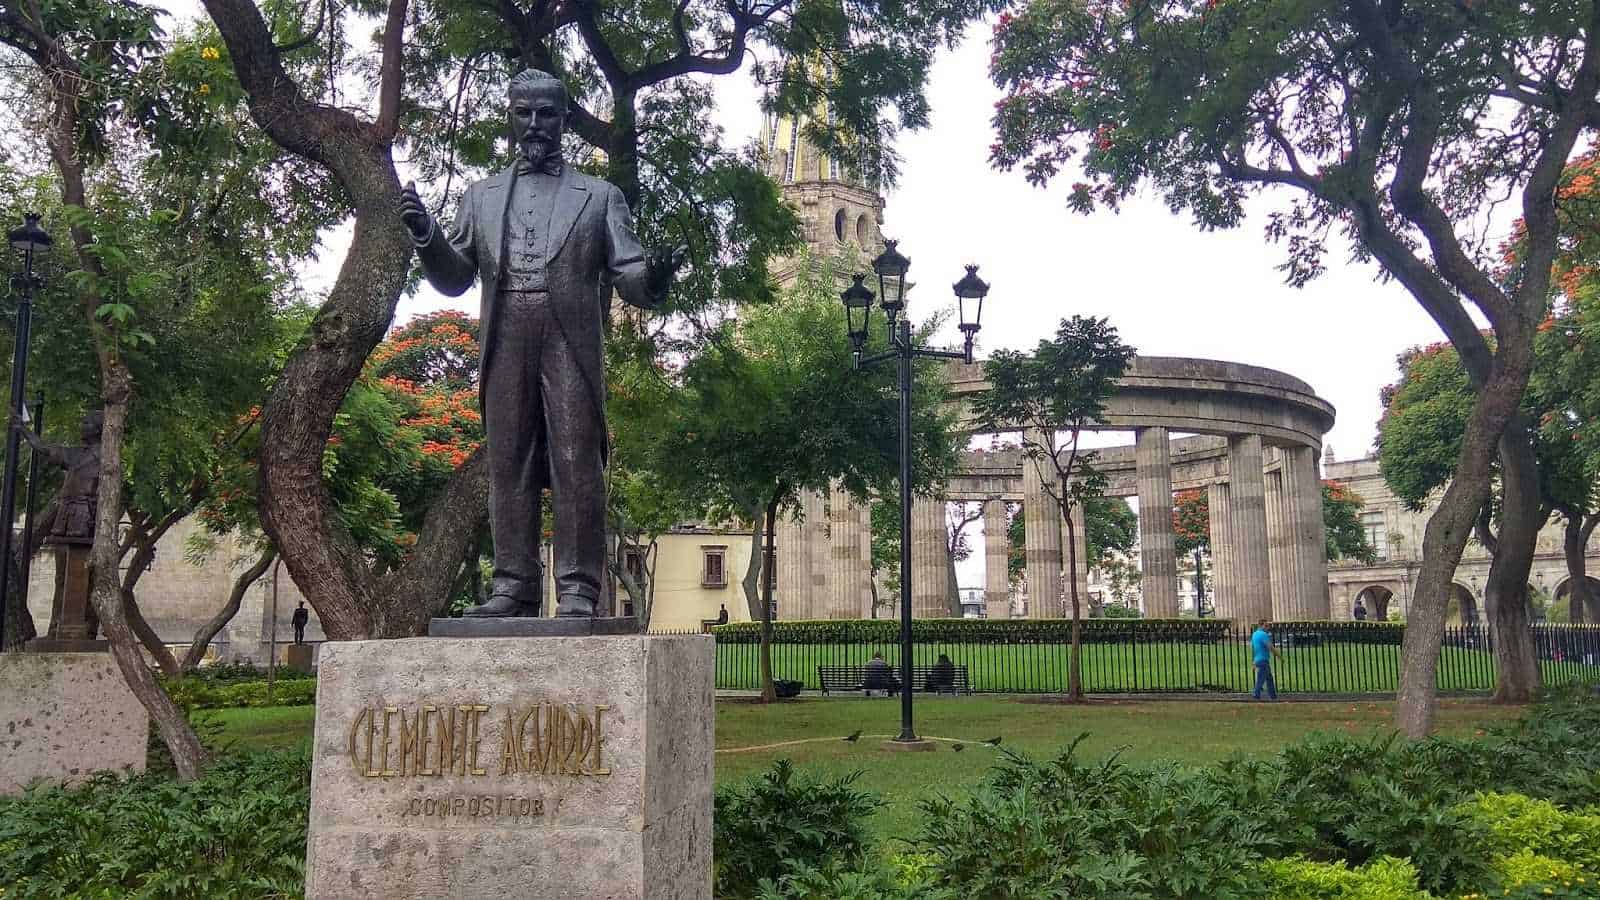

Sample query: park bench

[817,664,972,697]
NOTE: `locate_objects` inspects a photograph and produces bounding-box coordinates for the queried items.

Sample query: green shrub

[916,737,1271,899]
[162,676,318,709]
[1257,856,1428,899]
[0,748,310,899]
[1458,792,1600,871]
[713,760,880,899]
[1478,849,1600,899]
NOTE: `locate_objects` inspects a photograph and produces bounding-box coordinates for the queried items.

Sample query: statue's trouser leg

[483,292,547,611]
[536,308,605,615]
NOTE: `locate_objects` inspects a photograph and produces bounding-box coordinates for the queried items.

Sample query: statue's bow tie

[515,155,564,177]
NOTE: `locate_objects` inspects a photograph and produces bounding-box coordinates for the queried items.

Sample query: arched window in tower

[765,113,779,159]
[785,118,800,183]
[834,208,847,243]
[856,214,871,246]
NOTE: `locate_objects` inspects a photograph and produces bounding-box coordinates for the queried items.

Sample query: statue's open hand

[399,181,432,242]
[646,244,689,300]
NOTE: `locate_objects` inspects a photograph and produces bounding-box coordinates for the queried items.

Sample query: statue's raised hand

[399,181,432,242]
[646,244,689,299]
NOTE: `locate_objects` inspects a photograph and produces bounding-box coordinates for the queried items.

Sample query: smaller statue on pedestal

[19,411,103,643]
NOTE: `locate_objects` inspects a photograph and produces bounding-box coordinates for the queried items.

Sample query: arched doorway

[1553,576,1600,623]
[1446,583,1480,625]
[1354,585,1395,621]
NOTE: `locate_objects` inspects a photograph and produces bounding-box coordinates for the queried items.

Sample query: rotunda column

[983,499,1011,619]
[1207,481,1233,619]
[1136,426,1179,617]
[911,496,951,617]
[1022,427,1064,618]
[1228,434,1273,623]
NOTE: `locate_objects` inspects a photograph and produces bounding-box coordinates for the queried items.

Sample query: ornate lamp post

[843,239,989,747]
[0,214,50,651]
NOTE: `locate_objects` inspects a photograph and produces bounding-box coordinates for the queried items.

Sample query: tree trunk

[203,0,486,640]
[740,509,764,621]
[87,367,207,780]
[0,499,52,650]
[1063,500,1084,702]
[1396,345,1533,738]
[182,547,276,671]
[1563,511,1600,626]
[39,53,207,777]
[1483,416,1541,704]
[758,494,780,703]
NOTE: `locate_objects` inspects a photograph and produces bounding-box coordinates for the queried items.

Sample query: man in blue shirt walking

[1251,619,1280,701]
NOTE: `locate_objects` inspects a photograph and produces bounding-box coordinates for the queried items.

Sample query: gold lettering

[592,705,610,775]
[436,707,456,776]
[543,703,562,775]
[517,707,541,774]
[365,706,380,776]
[500,708,521,775]
[560,706,579,774]
[398,710,419,776]
[347,707,369,776]
[467,704,489,776]
[418,705,436,776]
[573,711,593,777]
[380,707,398,776]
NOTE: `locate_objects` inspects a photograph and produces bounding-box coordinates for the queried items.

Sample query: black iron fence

[655,621,1600,695]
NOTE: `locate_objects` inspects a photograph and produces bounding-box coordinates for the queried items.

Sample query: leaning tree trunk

[86,366,207,780]
[203,0,487,640]
[1396,344,1534,738]
[1483,416,1541,703]
[182,547,276,671]
[37,52,207,778]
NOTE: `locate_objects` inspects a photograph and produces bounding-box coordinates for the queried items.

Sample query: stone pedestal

[285,643,315,673]
[0,652,148,794]
[304,634,714,900]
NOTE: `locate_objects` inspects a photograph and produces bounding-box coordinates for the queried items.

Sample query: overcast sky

[380,24,1449,466]
[261,16,1469,593]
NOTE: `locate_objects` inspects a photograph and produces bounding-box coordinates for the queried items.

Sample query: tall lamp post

[842,240,989,747]
[0,215,50,651]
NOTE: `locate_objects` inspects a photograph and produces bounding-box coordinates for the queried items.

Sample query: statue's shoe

[555,595,598,618]
[463,594,539,617]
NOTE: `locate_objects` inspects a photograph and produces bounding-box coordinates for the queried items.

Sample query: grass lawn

[214,695,1521,839]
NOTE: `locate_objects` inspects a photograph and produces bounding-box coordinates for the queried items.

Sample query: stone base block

[428,616,641,637]
[285,643,315,673]
[305,634,714,900]
[880,738,937,753]
[0,652,149,794]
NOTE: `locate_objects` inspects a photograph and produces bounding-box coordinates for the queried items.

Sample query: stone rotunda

[773,356,1338,623]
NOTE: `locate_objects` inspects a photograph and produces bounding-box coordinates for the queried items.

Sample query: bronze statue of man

[400,69,684,619]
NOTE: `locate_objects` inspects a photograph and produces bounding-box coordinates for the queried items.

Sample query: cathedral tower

[757,101,887,285]
[761,94,889,621]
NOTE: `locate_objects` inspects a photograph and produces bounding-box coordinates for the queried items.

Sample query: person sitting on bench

[928,653,956,693]
[863,651,899,693]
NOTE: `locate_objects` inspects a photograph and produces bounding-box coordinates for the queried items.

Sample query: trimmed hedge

[710,618,1458,647]
[163,677,318,709]
[712,617,1235,645]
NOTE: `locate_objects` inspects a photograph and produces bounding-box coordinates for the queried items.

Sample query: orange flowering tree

[199,311,485,583]
[1172,489,1209,558]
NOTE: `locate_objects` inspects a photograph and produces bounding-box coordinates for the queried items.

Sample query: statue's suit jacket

[414,162,658,462]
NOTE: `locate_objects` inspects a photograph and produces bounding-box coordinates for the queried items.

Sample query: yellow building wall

[644,529,756,632]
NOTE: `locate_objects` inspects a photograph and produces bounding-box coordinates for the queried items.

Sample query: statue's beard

[519,133,555,165]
